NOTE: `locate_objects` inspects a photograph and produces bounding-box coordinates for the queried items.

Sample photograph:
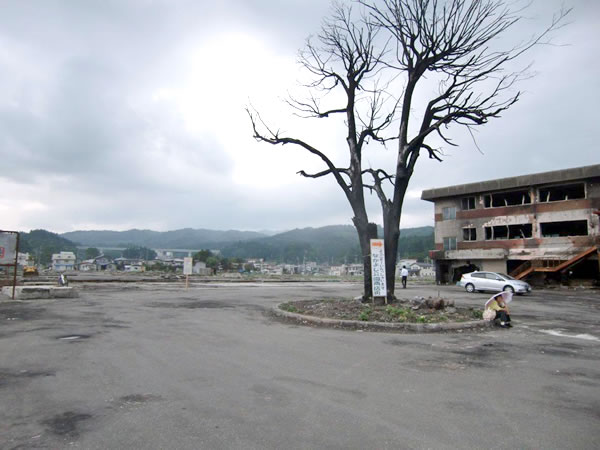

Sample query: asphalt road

[1,281,599,449]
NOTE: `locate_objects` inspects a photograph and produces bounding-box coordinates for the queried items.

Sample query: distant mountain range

[19,229,79,265]
[62,228,266,249]
[18,225,433,264]
[60,225,434,263]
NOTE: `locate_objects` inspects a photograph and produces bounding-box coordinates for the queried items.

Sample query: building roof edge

[421,164,600,201]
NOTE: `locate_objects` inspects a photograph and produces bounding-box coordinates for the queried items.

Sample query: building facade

[17,252,33,267]
[51,251,76,272]
[421,165,600,284]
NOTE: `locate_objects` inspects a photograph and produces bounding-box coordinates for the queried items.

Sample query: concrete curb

[272,304,493,333]
[1,285,79,300]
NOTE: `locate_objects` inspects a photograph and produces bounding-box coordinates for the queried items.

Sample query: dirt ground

[279,297,482,323]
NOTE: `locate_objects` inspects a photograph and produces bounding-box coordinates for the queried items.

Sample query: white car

[458,271,531,294]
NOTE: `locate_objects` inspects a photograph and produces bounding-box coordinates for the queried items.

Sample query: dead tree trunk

[354,221,378,301]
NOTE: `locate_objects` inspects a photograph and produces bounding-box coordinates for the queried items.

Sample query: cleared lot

[1,282,599,449]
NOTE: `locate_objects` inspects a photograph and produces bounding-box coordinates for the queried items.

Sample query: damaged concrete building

[421,164,600,285]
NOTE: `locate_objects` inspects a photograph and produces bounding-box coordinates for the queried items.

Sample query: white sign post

[0,232,18,263]
[183,257,193,289]
[370,239,387,304]
[0,231,19,299]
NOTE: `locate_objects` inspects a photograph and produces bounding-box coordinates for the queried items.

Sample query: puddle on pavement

[41,411,92,436]
[0,369,55,388]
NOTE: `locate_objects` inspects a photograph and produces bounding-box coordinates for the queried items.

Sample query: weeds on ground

[384,305,418,322]
[471,309,483,319]
[280,303,298,313]
[359,306,372,321]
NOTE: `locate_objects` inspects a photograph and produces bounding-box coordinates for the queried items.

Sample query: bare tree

[248,0,569,300]
[248,3,395,299]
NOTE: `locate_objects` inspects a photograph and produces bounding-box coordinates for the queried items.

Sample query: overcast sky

[1,0,598,234]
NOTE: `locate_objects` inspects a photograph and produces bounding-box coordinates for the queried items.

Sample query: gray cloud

[0,0,597,233]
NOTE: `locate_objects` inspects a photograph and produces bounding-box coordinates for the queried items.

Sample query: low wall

[1,285,78,300]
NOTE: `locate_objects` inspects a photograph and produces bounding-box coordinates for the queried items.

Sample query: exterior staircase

[510,246,599,280]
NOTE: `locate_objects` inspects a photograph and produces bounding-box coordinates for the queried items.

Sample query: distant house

[193,261,212,275]
[79,259,97,271]
[329,264,364,277]
[124,262,144,272]
[416,263,435,278]
[395,260,417,276]
[114,257,141,268]
[329,265,344,276]
[52,251,76,272]
[94,256,114,271]
[17,252,33,267]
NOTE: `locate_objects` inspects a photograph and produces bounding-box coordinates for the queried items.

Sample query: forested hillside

[30,225,435,264]
[19,230,78,265]
[221,225,434,263]
[61,228,267,248]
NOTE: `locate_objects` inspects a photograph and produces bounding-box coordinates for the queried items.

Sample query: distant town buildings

[31,244,435,279]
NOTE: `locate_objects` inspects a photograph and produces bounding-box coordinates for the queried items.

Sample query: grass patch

[359,306,372,321]
[280,303,299,313]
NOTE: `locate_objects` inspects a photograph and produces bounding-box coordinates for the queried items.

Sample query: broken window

[485,225,508,240]
[484,190,531,208]
[442,207,456,220]
[443,237,457,250]
[484,224,532,240]
[508,224,532,239]
[463,228,477,241]
[540,220,588,237]
[539,183,585,202]
[461,197,476,210]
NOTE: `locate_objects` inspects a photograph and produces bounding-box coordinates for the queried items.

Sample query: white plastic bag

[482,309,496,321]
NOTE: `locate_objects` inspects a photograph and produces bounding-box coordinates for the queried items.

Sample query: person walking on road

[401,266,409,289]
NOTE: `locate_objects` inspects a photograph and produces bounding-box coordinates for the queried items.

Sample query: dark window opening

[508,224,532,239]
[485,225,508,240]
[461,197,476,210]
[484,224,532,240]
[484,190,531,208]
[539,183,585,202]
[540,220,588,237]
[463,228,477,241]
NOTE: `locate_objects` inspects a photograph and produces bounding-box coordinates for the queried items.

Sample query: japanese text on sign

[370,239,387,298]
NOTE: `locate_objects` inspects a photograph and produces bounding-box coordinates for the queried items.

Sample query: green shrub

[359,307,372,321]
[471,309,483,319]
[280,303,298,313]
